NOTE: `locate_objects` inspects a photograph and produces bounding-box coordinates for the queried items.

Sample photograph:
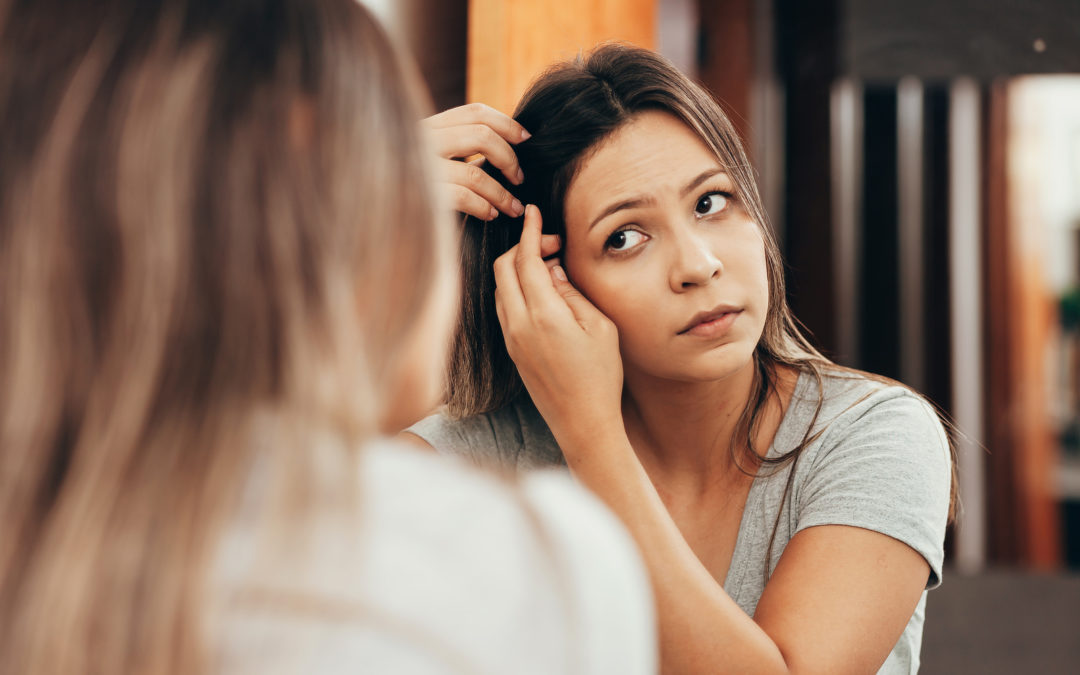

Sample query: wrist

[555,416,633,470]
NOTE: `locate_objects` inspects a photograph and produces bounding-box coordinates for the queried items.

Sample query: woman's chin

[626,345,757,386]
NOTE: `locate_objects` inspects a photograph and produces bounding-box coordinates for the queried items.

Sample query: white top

[209,437,657,674]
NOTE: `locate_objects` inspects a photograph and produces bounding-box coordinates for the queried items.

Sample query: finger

[540,234,562,258]
[429,123,523,185]
[445,159,523,217]
[493,286,508,335]
[447,183,498,221]
[424,102,531,145]
[518,204,543,259]
[544,257,562,271]
[515,205,571,315]
[493,247,527,321]
[549,264,608,328]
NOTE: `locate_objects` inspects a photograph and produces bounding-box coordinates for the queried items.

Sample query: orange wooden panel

[985,79,1063,569]
[467,0,657,116]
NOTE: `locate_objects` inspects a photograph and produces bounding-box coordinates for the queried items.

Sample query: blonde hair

[0,1,444,672]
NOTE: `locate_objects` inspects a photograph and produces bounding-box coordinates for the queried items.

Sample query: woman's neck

[620,359,794,494]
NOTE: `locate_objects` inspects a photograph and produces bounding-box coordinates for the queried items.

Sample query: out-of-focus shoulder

[214,437,656,674]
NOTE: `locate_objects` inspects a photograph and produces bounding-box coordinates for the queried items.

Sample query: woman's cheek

[580,272,661,352]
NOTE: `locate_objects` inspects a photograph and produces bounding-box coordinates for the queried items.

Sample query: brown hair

[446,44,957,532]
[0,0,444,672]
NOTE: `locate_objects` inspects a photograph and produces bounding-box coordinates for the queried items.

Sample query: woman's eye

[695,191,731,217]
[605,229,647,252]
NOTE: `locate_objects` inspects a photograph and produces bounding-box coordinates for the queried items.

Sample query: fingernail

[519,128,532,141]
[511,199,524,216]
[488,206,498,220]
[514,167,525,184]
[552,265,567,282]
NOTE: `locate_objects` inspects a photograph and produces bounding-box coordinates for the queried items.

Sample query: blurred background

[364,0,1080,671]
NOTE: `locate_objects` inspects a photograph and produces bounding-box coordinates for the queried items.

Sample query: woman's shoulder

[355,440,657,673]
[785,366,945,443]
[359,437,599,534]
[214,437,655,674]
[406,396,563,469]
[773,367,954,589]
[361,438,646,589]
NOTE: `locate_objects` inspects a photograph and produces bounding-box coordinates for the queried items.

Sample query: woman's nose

[668,229,723,292]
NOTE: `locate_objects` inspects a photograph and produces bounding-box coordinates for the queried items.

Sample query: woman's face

[562,110,769,385]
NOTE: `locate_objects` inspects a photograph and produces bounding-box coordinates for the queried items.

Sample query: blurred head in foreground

[0,0,455,671]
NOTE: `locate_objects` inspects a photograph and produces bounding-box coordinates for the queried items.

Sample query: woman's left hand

[492,205,625,455]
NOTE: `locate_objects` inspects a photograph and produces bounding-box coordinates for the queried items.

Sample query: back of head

[0,1,441,672]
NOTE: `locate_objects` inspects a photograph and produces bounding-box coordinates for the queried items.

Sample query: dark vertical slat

[923,86,953,415]
[776,0,839,355]
[859,86,900,379]
[923,85,956,563]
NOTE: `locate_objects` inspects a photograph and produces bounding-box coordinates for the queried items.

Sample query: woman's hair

[447,43,957,536]
[449,44,823,428]
[0,0,442,672]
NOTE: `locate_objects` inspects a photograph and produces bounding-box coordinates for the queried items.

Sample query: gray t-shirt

[409,369,953,674]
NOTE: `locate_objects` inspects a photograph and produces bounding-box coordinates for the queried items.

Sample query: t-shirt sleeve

[406,408,522,468]
[794,390,953,589]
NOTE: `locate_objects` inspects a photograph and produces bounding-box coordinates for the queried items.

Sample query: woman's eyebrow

[587,167,730,233]
[680,167,728,198]
[588,196,655,232]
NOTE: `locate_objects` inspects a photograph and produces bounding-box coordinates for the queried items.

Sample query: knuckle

[464,162,486,187]
[503,324,524,345]
[478,124,500,147]
[449,184,471,208]
[465,101,489,118]
[494,254,513,275]
[533,310,558,331]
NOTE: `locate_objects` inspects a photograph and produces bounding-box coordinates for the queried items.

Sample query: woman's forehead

[564,111,727,217]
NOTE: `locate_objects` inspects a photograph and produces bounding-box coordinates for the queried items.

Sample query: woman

[410,44,956,674]
[0,3,655,673]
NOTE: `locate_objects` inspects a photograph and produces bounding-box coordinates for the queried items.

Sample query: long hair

[0,1,443,672]
[448,44,821,425]
[446,44,957,530]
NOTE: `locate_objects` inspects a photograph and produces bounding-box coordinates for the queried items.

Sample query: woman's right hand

[423,103,530,221]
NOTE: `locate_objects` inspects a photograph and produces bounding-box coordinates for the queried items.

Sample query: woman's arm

[494,206,933,674]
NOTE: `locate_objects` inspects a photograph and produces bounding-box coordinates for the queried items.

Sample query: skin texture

[489,110,932,674]
[380,197,461,434]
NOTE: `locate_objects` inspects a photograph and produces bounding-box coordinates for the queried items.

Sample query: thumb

[550,265,605,326]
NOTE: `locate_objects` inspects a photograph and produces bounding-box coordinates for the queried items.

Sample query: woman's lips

[680,309,742,338]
